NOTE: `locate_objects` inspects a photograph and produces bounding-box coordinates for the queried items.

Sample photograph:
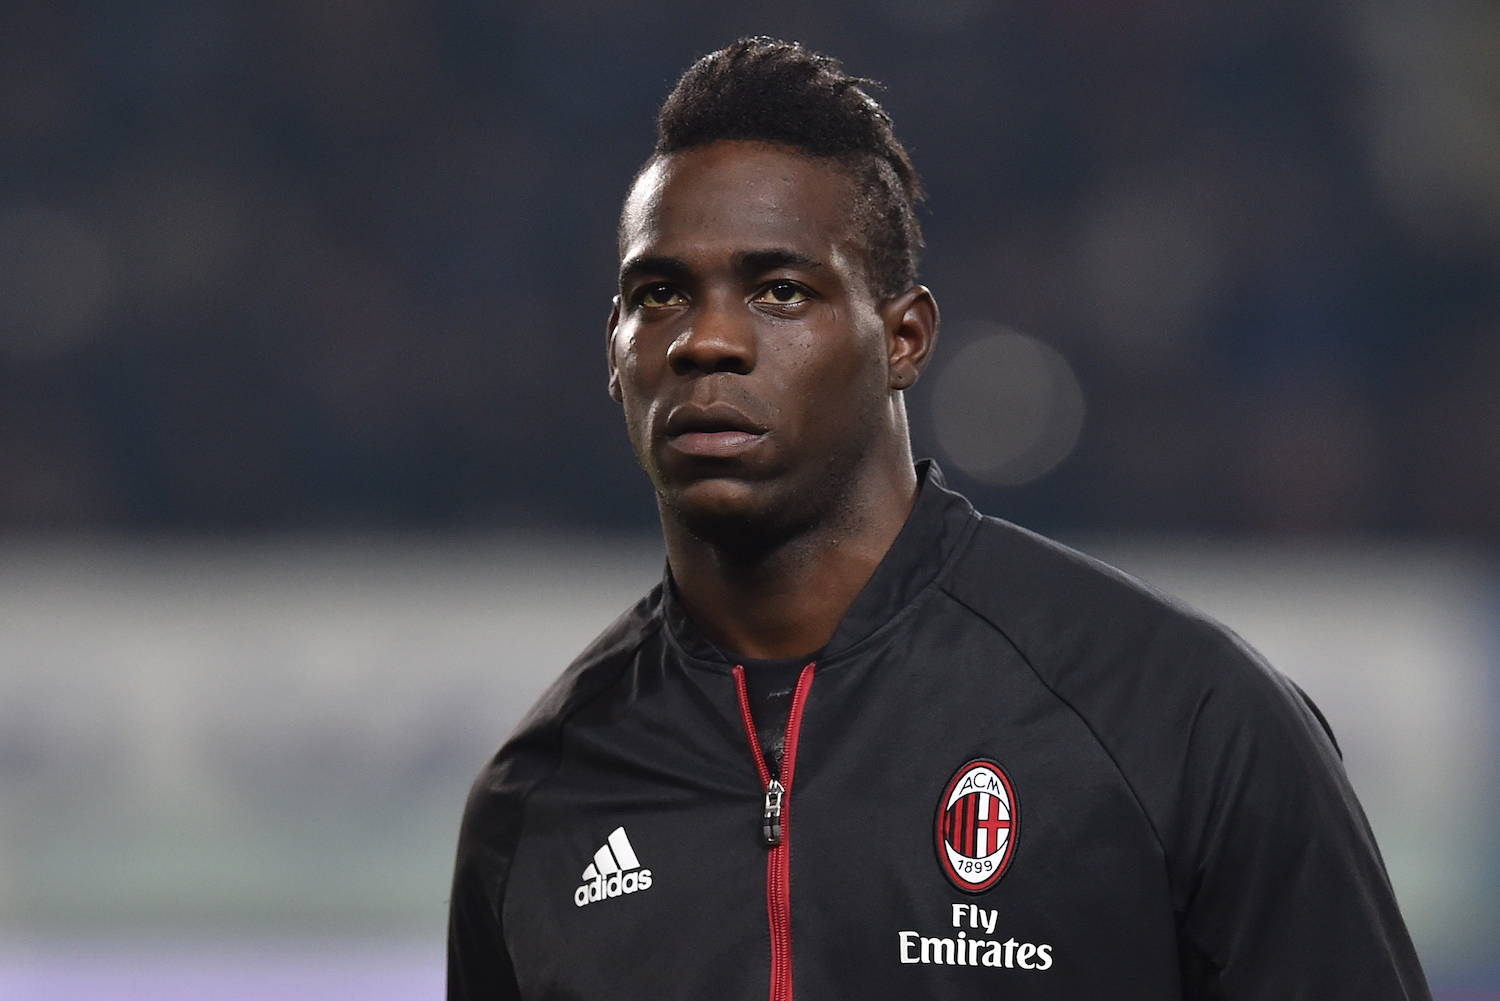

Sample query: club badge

[935,758,1018,893]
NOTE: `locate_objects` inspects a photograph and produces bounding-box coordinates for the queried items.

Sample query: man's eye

[757,282,809,305]
[640,285,684,308]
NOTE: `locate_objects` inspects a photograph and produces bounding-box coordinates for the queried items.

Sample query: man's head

[608,39,938,552]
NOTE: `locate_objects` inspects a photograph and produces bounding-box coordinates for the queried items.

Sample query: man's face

[609,141,897,544]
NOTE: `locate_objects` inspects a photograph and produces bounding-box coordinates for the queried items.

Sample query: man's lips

[668,429,764,458]
[662,403,768,458]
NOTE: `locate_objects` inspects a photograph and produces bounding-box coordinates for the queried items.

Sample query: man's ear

[606,296,623,402]
[882,285,939,391]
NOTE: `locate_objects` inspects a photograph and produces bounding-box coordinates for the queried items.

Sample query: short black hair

[641,37,925,300]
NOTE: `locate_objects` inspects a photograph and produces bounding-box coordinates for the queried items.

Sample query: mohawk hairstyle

[648,37,925,300]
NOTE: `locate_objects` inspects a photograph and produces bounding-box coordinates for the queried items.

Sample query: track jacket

[448,462,1430,1000]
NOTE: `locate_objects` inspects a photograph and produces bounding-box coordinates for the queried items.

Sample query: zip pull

[763,778,785,846]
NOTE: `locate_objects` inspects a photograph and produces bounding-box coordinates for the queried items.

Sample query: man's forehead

[620,142,858,263]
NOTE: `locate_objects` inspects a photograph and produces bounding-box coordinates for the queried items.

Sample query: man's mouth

[670,429,763,457]
[663,404,768,459]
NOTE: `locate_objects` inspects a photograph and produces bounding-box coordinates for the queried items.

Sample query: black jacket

[448,463,1430,1000]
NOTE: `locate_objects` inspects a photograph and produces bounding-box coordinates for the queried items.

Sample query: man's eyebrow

[617,249,824,287]
[734,249,823,276]
[618,255,691,287]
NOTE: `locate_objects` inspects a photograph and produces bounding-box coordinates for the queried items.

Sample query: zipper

[763,778,784,845]
[733,662,816,1001]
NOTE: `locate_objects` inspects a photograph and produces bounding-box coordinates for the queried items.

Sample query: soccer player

[448,37,1430,1000]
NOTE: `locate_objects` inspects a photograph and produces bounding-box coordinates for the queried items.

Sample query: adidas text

[574,826,652,907]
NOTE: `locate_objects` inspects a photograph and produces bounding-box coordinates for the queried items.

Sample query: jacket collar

[662,460,979,666]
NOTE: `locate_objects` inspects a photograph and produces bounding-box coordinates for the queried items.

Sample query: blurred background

[0,0,1497,997]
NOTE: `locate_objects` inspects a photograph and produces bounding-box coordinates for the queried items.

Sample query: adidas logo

[573,827,653,907]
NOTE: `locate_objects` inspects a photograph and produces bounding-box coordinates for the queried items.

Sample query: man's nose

[666,295,756,376]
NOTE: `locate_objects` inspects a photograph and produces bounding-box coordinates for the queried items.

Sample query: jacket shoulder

[942,515,1292,715]
[472,581,664,803]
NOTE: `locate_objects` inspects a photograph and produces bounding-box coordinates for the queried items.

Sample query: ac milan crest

[935,758,1018,893]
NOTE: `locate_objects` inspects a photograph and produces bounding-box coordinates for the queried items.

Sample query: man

[449,37,1430,1000]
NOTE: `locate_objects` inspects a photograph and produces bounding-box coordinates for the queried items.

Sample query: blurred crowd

[1,0,1497,536]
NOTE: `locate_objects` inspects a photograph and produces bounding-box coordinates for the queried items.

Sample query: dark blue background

[3,0,1496,536]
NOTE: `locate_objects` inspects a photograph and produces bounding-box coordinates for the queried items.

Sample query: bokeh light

[931,326,1085,485]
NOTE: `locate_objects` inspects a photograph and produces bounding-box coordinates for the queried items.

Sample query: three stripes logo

[574,827,652,907]
[935,758,1019,893]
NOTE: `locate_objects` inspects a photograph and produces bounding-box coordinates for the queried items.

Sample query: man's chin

[661,476,794,551]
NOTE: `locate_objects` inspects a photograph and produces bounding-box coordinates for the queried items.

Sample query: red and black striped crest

[935,758,1018,893]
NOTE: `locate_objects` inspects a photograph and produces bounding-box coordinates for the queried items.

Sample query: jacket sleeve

[447,759,526,1001]
[1164,642,1431,1001]
[446,591,653,1000]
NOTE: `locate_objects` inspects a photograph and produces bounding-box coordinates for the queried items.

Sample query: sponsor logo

[935,758,1018,893]
[574,826,652,907]
[897,903,1053,970]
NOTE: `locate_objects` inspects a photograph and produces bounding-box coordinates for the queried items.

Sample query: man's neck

[663,459,919,660]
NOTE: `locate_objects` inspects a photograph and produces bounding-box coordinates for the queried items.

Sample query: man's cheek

[617,400,652,459]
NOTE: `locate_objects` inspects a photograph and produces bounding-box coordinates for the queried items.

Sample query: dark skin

[608,140,938,659]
